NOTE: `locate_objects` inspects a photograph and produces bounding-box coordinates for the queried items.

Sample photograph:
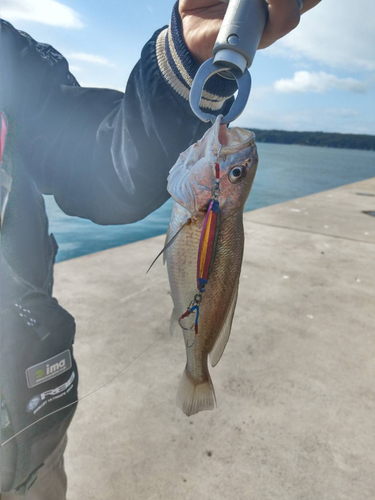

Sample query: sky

[1,0,374,134]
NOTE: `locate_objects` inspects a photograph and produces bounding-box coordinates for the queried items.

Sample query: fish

[164,115,258,417]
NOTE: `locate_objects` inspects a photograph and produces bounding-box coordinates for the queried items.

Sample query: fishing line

[0,338,160,447]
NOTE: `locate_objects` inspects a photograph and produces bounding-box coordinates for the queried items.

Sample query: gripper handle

[213,0,268,73]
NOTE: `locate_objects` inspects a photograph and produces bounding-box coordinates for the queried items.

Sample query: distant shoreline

[248,129,375,151]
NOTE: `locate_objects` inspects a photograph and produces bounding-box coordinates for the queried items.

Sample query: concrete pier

[54,178,375,500]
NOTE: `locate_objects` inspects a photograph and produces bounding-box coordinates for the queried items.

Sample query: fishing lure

[178,162,221,342]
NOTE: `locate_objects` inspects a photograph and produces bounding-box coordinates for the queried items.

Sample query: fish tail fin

[176,367,216,417]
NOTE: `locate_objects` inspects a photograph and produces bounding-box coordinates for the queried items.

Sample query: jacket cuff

[156,2,237,113]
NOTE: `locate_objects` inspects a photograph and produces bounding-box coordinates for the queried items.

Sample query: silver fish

[165,116,258,416]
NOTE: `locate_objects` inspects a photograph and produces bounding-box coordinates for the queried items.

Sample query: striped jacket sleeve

[156,2,237,115]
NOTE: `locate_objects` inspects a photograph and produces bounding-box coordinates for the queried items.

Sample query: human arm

[0,11,235,225]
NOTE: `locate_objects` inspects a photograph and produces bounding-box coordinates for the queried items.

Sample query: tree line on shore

[249,129,375,151]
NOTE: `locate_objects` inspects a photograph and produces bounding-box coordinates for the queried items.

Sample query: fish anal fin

[209,282,239,368]
[176,368,216,417]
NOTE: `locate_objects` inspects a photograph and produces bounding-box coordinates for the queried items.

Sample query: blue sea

[44,143,375,262]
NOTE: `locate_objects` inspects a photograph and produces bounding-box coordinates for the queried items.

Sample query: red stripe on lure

[197,199,220,290]
[197,163,220,291]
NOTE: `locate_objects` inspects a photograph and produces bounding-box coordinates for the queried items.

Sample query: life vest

[0,110,79,494]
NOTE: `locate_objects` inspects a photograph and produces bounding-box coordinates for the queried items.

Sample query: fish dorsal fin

[209,281,239,367]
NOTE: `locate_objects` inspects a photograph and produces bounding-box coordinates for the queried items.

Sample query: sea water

[44,143,375,262]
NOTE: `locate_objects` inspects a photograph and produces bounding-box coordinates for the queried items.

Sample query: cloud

[67,53,115,67]
[0,0,84,28]
[274,71,370,94]
[268,0,375,71]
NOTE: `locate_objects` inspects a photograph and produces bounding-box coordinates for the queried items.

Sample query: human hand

[179,0,321,64]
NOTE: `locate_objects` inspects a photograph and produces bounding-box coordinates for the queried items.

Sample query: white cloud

[67,53,115,67]
[0,0,83,28]
[274,71,370,94]
[268,0,375,71]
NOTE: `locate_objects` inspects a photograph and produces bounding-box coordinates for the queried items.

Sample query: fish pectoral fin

[169,307,179,336]
[146,218,190,274]
[163,225,171,265]
[209,282,239,368]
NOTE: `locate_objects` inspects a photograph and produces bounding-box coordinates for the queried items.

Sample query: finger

[300,0,321,15]
[259,0,301,49]
[179,0,225,13]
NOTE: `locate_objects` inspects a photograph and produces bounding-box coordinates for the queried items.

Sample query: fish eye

[229,165,246,184]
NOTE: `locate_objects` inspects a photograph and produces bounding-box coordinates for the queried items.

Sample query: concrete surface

[54,178,375,500]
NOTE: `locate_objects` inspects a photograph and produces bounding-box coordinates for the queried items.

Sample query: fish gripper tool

[189,0,268,124]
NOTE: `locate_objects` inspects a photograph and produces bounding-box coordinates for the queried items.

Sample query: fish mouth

[217,124,256,157]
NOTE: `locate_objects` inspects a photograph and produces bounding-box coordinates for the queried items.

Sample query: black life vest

[0,110,79,494]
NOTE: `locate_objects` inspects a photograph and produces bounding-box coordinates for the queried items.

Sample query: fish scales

[165,116,258,416]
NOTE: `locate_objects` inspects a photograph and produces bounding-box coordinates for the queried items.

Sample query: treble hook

[178,304,200,331]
